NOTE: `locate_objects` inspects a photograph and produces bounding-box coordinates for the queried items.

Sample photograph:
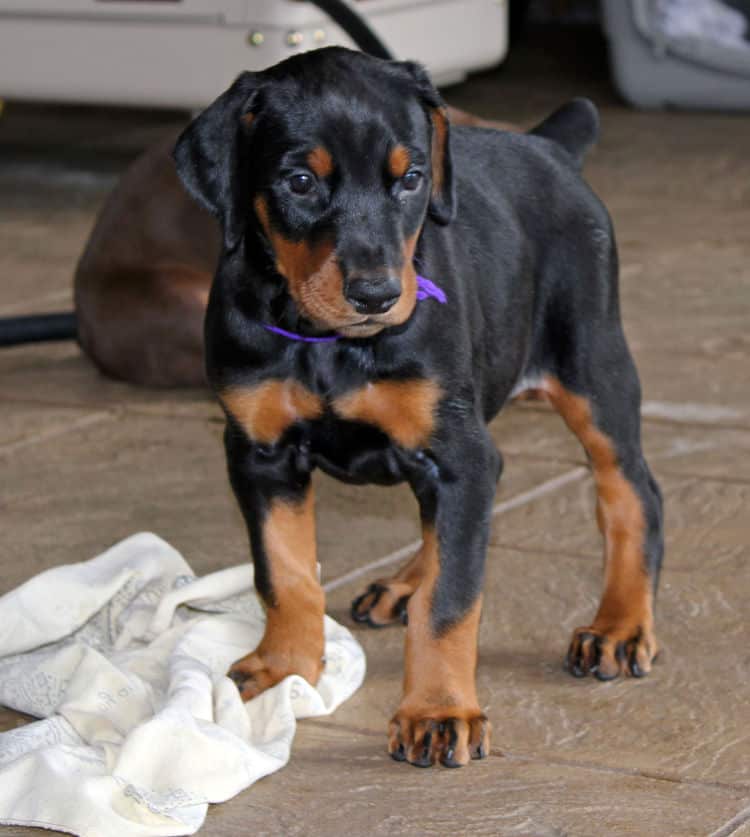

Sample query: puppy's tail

[529,98,599,169]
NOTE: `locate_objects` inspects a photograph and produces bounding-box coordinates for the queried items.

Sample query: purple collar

[262,274,446,343]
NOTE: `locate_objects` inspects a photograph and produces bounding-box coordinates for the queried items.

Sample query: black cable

[0,0,392,347]
[308,0,394,60]
[0,313,77,346]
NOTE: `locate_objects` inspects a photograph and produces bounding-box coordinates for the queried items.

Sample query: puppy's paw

[388,707,491,768]
[566,623,658,680]
[228,648,322,701]
[351,582,410,628]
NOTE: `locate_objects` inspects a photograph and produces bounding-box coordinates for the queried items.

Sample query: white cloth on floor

[0,533,365,837]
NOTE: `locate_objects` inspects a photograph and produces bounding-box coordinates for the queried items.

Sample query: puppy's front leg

[390,423,501,767]
[224,426,324,701]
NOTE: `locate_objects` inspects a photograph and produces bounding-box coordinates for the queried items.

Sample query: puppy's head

[174,47,453,337]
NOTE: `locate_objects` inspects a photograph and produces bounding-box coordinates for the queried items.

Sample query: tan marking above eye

[388,144,411,179]
[333,379,442,449]
[220,380,324,444]
[307,146,334,178]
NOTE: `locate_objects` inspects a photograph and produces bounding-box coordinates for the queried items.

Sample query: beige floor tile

[0,411,238,589]
[0,211,91,315]
[199,720,750,837]
[0,400,110,452]
[636,352,750,423]
[0,342,217,419]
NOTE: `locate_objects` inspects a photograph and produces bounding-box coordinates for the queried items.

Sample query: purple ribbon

[415,274,447,303]
[261,324,340,343]
[262,274,446,343]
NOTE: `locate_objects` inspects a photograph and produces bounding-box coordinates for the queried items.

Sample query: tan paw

[351,581,412,628]
[388,707,491,768]
[228,647,323,701]
[566,623,658,680]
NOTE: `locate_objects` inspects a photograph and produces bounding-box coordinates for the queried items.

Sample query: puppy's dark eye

[402,170,423,191]
[289,173,314,195]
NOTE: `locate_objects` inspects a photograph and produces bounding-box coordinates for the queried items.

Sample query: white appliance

[0,0,508,108]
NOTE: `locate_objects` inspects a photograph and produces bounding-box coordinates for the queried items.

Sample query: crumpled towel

[0,533,366,837]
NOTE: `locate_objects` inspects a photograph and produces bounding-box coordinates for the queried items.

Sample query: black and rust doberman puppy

[174,46,664,769]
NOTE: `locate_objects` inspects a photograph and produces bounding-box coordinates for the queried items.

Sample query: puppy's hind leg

[539,341,663,680]
[350,536,430,628]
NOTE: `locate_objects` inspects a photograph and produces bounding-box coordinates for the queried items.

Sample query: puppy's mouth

[335,318,387,339]
[312,305,408,339]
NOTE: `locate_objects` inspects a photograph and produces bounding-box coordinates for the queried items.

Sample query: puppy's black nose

[345,275,401,315]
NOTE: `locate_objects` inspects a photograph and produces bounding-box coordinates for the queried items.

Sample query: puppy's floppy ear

[173,72,260,251]
[401,62,455,225]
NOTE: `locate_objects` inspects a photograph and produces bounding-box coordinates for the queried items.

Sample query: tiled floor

[1,26,749,837]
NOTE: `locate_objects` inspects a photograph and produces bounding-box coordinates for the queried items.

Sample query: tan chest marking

[220,380,324,445]
[333,379,442,449]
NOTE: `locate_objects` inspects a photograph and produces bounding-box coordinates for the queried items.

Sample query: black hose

[0,0,392,347]
[0,313,77,346]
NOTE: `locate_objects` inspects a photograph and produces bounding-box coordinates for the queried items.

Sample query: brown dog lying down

[74,106,517,387]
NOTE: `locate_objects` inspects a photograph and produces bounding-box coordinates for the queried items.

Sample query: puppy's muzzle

[345,274,402,315]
